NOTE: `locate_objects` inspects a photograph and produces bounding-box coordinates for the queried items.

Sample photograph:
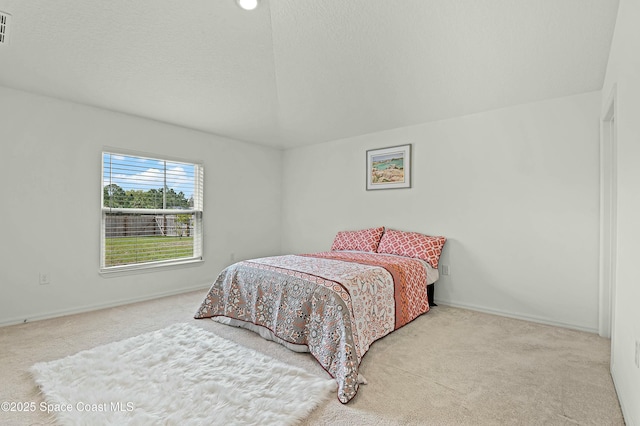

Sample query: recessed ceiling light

[236,0,259,11]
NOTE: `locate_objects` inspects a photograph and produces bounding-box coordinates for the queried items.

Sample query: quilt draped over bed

[194,251,430,403]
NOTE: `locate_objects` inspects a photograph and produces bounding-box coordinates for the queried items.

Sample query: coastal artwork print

[366,144,411,190]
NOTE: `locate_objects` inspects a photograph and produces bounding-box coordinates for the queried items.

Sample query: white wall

[0,86,282,326]
[601,0,640,422]
[283,91,601,332]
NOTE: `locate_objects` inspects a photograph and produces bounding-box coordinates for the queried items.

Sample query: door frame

[599,84,617,344]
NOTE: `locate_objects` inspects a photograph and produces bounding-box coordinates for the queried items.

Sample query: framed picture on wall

[366,144,411,190]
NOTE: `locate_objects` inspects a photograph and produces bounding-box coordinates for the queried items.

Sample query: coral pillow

[377,229,446,268]
[330,227,385,253]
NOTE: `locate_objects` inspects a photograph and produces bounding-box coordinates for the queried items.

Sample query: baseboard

[0,283,211,328]
[5,291,598,334]
[433,299,599,334]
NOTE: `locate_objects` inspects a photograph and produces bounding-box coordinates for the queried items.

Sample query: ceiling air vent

[0,11,11,46]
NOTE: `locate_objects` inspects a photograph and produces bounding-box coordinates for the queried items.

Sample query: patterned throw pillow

[377,229,446,268]
[330,227,385,253]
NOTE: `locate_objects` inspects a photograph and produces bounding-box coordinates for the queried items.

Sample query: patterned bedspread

[194,251,430,403]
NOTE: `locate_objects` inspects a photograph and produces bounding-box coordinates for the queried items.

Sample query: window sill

[99,257,203,277]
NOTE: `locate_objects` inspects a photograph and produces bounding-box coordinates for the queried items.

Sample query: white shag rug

[31,323,336,425]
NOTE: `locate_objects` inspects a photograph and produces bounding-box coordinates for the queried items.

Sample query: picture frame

[366,144,411,190]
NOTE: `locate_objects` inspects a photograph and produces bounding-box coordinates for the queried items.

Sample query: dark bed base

[427,283,437,307]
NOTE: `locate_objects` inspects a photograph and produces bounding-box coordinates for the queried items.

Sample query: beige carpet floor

[0,290,624,425]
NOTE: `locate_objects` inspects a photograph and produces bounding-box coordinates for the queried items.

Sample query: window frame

[100,149,204,274]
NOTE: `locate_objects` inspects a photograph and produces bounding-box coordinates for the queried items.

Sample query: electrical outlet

[39,272,50,285]
[635,340,640,368]
[441,265,450,276]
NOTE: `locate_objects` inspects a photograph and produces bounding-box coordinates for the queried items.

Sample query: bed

[194,227,446,403]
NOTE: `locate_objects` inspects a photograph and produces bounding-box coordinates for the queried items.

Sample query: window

[101,151,203,272]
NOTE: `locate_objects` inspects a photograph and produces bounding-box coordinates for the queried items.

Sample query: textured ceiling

[0,0,619,148]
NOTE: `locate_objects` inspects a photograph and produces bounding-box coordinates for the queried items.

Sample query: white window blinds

[101,151,204,271]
